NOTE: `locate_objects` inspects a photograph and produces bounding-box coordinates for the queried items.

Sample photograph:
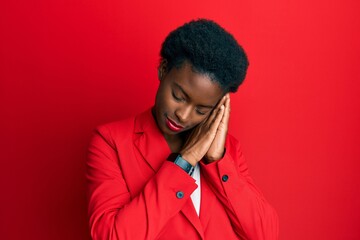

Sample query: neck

[164,132,186,153]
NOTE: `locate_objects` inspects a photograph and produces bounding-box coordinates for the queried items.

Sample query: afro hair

[160,19,249,92]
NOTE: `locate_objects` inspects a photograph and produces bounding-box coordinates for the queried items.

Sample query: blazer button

[222,175,229,182]
[176,191,184,199]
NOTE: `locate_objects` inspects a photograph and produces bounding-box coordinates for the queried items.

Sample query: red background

[1,0,360,239]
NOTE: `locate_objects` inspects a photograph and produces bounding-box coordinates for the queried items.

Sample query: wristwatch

[167,153,195,175]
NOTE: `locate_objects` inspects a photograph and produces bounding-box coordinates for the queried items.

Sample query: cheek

[155,85,168,106]
[190,115,208,127]
[156,88,175,113]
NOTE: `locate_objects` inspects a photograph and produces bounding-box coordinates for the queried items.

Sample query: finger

[205,94,227,125]
[218,95,230,131]
[212,94,228,120]
[205,107,219,126]
[215,94,227,109]
[209,104,225,134]
[223,94,230,122]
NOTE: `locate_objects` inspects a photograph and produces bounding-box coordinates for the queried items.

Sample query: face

[154,61,224,140]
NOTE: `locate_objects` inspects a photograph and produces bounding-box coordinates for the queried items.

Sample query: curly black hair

[160,19,249,93]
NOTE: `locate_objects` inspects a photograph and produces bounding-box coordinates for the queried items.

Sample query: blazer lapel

[133,108,171,172]
[181,199,205,239]
[133,108,205,238]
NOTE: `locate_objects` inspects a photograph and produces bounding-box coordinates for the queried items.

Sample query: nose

[175,105,192,123]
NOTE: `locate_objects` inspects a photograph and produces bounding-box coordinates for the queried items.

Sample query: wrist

[179,151,197,167]
[204,148,226,163]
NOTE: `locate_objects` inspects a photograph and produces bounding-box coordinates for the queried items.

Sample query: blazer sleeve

[199,135,279,240]
[86,125,198,240]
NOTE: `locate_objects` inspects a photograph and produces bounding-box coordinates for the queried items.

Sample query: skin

[153,60,231,166]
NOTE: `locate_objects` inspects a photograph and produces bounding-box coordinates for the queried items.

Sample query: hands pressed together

[180,93,231,166]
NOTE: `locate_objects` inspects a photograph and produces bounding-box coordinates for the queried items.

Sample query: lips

[165,117,184,132]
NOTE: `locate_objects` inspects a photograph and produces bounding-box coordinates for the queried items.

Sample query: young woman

[87,19,278,239]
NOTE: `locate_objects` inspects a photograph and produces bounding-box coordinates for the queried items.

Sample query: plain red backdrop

[1,0,359,239]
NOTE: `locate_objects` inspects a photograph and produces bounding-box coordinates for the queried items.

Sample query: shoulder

[225,133,244,158]
[91,115,137,151]
[96,116,135,138]
[226,133,241,148]
[92,107,153,145]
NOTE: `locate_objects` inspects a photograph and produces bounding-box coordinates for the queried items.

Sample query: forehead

[167,62,224,106]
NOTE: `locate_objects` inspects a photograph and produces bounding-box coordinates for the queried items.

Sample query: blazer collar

[133,107,171,171]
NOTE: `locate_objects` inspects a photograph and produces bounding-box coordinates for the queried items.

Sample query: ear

[158,59,168,81]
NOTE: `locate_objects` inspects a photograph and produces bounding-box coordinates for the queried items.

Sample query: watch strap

[167,153,195,175]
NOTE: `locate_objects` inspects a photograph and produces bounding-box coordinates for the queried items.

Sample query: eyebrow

[173,83,215,109]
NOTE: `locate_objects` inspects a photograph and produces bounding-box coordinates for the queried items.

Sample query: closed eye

[172,91,185,102]
[196,109,206,115]
[196,107,210,115]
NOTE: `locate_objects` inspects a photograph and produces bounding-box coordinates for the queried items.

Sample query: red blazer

[87,108,278,240]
